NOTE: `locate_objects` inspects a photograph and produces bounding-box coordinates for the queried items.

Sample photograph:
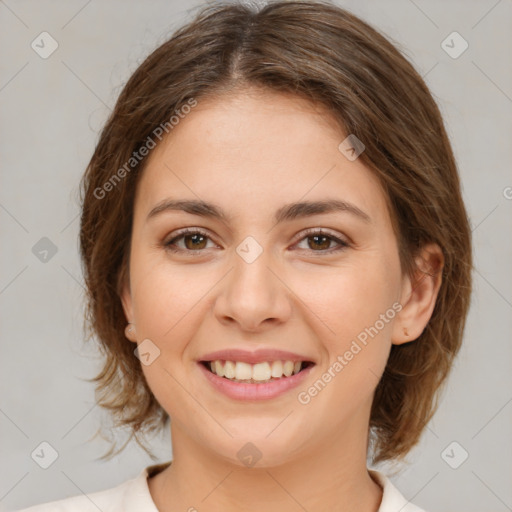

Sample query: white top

[16,462,426,512]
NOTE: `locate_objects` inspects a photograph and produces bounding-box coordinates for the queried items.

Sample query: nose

[213,247,292,333]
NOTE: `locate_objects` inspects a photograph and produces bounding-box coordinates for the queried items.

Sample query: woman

[18,1,472,510]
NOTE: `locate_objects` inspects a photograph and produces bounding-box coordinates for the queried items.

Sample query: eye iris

[309,235,330,250]
[185,233,207,250]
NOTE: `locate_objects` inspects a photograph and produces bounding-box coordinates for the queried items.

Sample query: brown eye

[182,233,208,250]
[307,234,332,251]
[295,229,349,253]
[164,229,214,253]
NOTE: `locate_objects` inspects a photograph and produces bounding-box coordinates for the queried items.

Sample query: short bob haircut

[79,0,472,464]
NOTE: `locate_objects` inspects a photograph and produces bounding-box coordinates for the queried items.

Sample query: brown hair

[79,0,472,464]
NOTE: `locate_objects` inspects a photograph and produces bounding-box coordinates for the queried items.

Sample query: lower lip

[198,362,315,401]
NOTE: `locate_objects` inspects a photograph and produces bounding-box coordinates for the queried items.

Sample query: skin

[121,86,443,512]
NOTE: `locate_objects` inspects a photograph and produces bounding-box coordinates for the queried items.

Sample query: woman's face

[121,88,419,467]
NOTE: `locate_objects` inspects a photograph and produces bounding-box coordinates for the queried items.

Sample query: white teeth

[235,361,252,380]
[224,360,236,379]
[283,360,294,377]
[207,359,306,381]
[271,360,283,378]
[214,360,224,377]
[252,362,271,381]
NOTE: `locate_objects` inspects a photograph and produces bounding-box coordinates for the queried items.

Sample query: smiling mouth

[200,360,315,383]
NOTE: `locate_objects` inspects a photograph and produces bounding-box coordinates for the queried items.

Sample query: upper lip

[198,348,315,365]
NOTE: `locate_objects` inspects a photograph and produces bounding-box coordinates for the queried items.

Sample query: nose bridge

[215,237,291,330]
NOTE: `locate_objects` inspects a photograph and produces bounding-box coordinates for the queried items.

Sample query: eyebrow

[146,198,371,224]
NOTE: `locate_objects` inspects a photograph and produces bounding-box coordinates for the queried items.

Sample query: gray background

[1,0,511,511]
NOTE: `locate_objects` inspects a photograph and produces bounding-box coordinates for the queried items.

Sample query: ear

[119,270,137,344]
[391,243,444,345]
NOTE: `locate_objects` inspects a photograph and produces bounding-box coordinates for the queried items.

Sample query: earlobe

[124,322,137,342]
[392,243,444,345]
[120,280,138,343]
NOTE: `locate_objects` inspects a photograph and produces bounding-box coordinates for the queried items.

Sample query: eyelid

[293,227,349,244]
[167,226,211,239]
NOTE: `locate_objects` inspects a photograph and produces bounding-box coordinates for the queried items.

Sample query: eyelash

[163,227,350,255]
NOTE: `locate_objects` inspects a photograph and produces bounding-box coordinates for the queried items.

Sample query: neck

[149,422,383,512]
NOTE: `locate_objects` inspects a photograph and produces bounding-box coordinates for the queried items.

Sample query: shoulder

[14,462,170,512]
[370,470,428,512]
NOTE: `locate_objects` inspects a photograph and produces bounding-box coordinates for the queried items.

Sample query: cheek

[130,258,209,419]
[293,256,400,344]
[290,254,400,398]
[130,255,205,341]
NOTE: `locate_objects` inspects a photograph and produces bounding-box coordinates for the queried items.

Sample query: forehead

[134,89,389,225]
